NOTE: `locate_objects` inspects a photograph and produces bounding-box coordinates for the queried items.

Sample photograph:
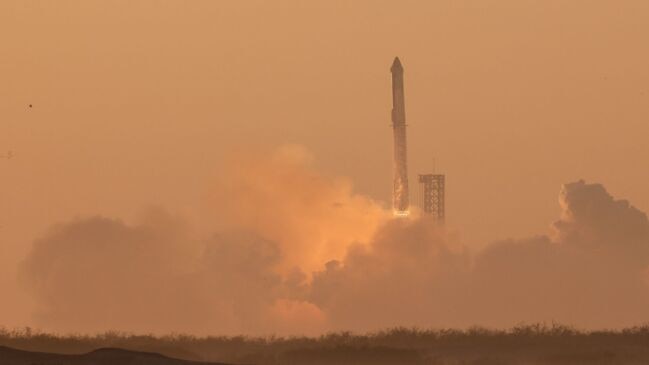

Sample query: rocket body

[391,57,409,215]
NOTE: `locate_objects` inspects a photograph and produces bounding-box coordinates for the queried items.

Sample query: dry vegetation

[3,324,649,364]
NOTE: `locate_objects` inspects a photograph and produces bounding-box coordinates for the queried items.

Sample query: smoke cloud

[210,145,390,274]
[19,147,649,335]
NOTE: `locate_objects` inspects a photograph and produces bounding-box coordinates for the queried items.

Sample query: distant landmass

[0,346,231,365]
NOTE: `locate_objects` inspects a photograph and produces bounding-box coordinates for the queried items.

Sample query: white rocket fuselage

[391,57,409,215]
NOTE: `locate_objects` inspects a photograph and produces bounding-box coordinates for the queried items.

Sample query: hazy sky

[2,1,649,329]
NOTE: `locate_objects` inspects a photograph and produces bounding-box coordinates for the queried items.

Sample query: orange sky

[2,0,649,329]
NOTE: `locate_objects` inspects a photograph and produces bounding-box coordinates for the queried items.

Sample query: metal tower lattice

[418,174,445,222]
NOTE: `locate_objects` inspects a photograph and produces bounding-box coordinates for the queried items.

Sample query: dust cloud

[20,147,649,335]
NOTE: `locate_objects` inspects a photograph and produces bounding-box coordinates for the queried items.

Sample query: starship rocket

[391,57,409,216]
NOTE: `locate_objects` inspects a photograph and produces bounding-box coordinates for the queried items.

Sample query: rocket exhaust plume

[391,57,409,216]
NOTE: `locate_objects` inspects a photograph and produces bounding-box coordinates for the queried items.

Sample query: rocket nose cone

[391,57,403,72]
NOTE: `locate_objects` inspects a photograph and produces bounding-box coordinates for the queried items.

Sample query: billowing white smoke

[19,147,649,334]
[309,180,649,330]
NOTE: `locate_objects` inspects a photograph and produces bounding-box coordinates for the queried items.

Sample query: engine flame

[393,210,410,217]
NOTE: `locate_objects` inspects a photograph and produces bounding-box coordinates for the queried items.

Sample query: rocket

[391,57,409,216]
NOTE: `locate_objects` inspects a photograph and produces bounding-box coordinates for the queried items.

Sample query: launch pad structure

[418,174,445,222]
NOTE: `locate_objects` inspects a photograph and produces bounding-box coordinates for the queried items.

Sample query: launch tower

[418,174,445,223]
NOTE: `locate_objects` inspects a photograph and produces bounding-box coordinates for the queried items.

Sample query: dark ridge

[0,345,233,365]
